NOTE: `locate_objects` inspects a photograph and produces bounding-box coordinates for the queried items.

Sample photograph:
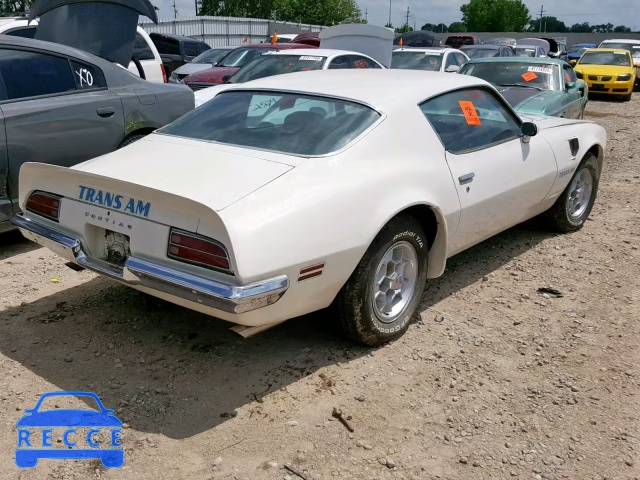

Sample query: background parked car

[514,45,547,58]
[0,36,193,232]
[169,46,235,83]
[392,31,442,48]
[459,57,588,118]
[0,18,166,83]
[391,47,469,73]
[268,33,297,44]
[194,48,384,107]
[290,32,320,47]
[184,43,316,90]
[598,39,640,87]
[567,43,597,65]
[574,48,636,101]
[445,35,481,49]
[460,44,515,59]
[149,32,210,77]
[482,37,517,47]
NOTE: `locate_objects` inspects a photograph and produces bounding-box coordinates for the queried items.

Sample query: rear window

[133,33,155,61]
[600,42,640,59]
[446,36,474,46]
[391,51,443,70]
[229,54,325,83]
[219,48,276,67]
[158,90,381,156]
[515,47,537,57]
[152,36,181,55]
[183,41,200,57]
[464,48,501,59]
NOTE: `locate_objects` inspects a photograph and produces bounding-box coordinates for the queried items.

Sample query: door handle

[458,173,475,185]
[97,107,115,118]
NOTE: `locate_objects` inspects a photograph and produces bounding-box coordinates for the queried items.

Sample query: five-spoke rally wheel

[335,214,428,346]
[547,152,601,232]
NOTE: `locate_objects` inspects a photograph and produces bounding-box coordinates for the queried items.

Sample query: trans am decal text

[78,186,151,218]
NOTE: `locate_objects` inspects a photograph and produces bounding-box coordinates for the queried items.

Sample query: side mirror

[521,122,538,140]
[222,75,231,83]
[565,81,576,90]
[445,65,460,73]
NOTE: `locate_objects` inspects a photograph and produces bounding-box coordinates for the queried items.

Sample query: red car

[290,32,320,47]
[184,43,316,90]
[445,35,481,49]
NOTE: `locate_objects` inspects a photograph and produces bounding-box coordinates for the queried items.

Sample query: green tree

[570,22,592,33]
[385,23,393,29]
[271,0,362,26]
[591,23,614,33]
[528,16,567,33]
[421,22,438,31]
[200,0,274,18]
[0,0,33,14]
[613,25,631,33]
[448,21,466,33]
[460,0,530,32]
[395,23,412,34]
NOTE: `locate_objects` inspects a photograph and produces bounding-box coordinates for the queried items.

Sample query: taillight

[161,64,167,83]
[26,191,62,221]
[168,229,231,273]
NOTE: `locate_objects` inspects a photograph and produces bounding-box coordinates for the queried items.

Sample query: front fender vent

[568,138,580,158]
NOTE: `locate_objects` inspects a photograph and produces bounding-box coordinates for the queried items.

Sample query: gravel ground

[0,95,638,480]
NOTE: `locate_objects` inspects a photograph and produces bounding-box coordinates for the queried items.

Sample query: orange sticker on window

[565,72,571,82]
[521,71,538,82]
[458,101,482,125]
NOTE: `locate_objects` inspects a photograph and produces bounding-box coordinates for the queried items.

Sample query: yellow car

[574,48,636,100]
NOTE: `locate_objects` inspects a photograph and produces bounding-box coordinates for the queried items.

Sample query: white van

[0,18,166,83]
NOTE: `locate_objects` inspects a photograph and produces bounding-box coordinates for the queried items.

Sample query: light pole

[388,0,392,26]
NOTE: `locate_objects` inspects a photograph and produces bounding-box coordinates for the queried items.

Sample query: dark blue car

[567,43,596,65]
[15,391,123,468]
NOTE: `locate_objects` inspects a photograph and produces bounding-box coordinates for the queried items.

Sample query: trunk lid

[71,134,295,212]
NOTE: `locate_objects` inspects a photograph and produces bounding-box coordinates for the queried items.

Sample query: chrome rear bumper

[13,214,288,314]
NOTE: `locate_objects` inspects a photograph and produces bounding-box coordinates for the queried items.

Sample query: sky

[151,0,640,31]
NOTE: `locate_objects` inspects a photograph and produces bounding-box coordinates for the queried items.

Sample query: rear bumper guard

[13,214,288,314]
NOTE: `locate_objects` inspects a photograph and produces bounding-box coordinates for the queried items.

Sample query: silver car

[0,36,194,232]
[168,46,236,83]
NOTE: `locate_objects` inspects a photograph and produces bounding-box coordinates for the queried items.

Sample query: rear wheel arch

[365,203,448,280]
[118,128,155,149]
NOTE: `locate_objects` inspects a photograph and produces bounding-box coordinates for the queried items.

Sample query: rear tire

[334,214,428,346]
[117,134,146,149]
[546,153,600,233]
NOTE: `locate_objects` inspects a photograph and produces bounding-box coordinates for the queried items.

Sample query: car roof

[571,43,597,47]
[600,39,640,44]
[393,47,452,54]
[463,57,566,65]
[0,35,117,67]
[245,43,315,49]
[262,48,366,57]
[227,69,487,112]
[461,45,502,49]
[150,32,205,43]
[586,48,632,53]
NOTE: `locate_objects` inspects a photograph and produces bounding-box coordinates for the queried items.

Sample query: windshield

[567,46,591,55]
[600,43,640,58]
[446,37,473,46]
[515,47,537,57]
[459,62,561,90]
[159,90,381,156]
[192,48,232,65]
[219,48,275,67]
[229,54,326,83]
[465,48,501,59]
[579,51,632,66]
[391,51,443,70]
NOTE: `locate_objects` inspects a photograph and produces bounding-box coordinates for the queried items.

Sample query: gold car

[574,48,636,100]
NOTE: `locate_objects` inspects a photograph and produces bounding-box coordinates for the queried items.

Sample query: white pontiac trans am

[14,70,606,346]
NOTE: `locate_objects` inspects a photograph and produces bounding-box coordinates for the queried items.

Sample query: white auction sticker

[528,66,553,74]
[299,56,323,61]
